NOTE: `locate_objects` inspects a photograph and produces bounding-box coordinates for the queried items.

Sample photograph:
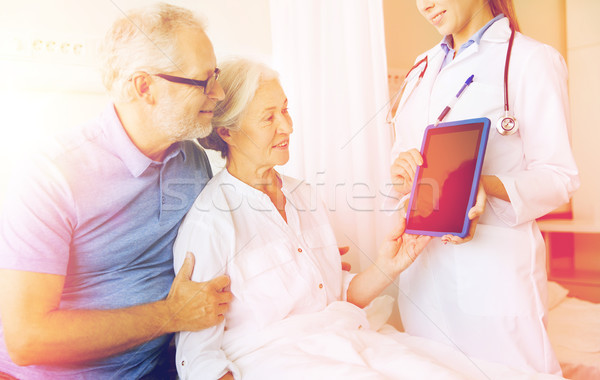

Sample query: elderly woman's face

[228,79,293,169]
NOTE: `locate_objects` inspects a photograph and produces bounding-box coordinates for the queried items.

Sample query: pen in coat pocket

[434,74,475,127]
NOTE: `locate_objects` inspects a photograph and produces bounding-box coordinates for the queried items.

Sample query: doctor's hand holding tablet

[388,0,579,375]
[391,74,488,244]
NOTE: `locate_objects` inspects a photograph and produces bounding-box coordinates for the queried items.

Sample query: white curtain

[270,0,395,271]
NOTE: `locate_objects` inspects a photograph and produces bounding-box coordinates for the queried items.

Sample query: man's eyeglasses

[153,68,220,95]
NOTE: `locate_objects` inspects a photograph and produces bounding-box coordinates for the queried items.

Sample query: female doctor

[389,0,579,374]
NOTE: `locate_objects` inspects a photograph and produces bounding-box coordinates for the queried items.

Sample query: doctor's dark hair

[99,3,206,102]
[488,0,520,32]
[199,59,279,159]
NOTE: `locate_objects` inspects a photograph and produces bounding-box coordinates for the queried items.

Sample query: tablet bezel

[404,117,491,238]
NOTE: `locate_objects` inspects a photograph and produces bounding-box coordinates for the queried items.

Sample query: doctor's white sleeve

[172,217,241,380]
[490,43,580,226]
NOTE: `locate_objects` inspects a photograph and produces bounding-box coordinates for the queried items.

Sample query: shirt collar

[221,168,266,199]
[440,14,505,55]
[221,168,294,201]
[100,104,184,177]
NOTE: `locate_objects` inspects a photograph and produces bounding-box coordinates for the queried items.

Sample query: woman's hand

[390,149,423,195]
[441,181,486,244]
[376,218,432,278]
[339,246,351,271]
[480,174,509,202]
[346,218,431,308]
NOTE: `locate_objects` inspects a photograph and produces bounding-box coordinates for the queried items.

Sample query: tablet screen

[406,119,489,237]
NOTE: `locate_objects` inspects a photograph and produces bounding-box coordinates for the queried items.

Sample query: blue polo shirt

[0,104,212,378]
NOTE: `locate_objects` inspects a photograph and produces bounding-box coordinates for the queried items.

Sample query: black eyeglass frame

[153,68,220,94]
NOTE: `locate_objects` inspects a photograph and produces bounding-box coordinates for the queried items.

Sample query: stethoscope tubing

[389,25,518,135]
[503,27,516,113]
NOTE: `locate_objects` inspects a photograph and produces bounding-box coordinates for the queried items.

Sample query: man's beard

[153,98,213,142]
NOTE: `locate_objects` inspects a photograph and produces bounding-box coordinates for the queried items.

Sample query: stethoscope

[387,27,518,136]
[497,27,518,135]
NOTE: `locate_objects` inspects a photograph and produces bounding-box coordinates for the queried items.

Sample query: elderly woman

[172,60,560,380]
[172,58,429,378]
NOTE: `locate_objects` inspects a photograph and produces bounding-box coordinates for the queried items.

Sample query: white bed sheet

[222,299,562,380]
[547,281,600,380]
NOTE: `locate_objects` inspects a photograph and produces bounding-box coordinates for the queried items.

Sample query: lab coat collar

[436,17,512,68]
[480,17,512,43]
[428,16,512,62]
[440,14,505,54]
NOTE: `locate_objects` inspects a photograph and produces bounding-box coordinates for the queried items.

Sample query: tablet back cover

[405,118,490,237]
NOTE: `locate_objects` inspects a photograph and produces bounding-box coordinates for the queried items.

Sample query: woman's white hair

[199,58,279,158]
[99,2,206,102]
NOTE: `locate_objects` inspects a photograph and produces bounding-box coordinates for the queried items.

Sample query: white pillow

[547,281,569,309]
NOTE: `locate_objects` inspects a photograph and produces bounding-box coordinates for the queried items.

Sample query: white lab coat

[390,18,579,374]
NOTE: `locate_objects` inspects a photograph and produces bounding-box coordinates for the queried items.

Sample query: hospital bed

[364,287,600,380]
[164,287,597,379]
[547,281,600,380]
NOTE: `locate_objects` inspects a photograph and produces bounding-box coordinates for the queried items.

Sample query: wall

[0,0,272,202]
[383,0,439,71]
[515,0,566,57]
[566,0,600,272]
[383,0,567,70]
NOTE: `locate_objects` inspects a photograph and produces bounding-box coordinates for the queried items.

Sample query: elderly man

[0,3,229,378]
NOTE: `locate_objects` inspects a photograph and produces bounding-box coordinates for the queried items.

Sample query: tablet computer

[405,118,490,237]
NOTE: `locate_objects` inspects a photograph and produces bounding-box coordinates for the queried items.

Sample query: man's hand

[165,252,233,332]
[0,252,233,366]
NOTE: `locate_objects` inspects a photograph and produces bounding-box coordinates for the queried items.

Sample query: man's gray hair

[199,59,279,159]
[99,2,206,102]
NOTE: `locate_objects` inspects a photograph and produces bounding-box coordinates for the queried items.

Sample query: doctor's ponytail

[488,0,520,32]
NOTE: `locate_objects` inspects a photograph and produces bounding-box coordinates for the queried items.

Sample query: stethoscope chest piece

[496,112,518,136]
[496,26,519,136]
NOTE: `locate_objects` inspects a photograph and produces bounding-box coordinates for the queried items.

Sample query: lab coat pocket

[454,224,535,317]
[233,240,297,326]
[453,81,503,121]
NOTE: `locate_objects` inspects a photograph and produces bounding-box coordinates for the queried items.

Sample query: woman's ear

[216,127,234,144]
[130,72,155,105]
